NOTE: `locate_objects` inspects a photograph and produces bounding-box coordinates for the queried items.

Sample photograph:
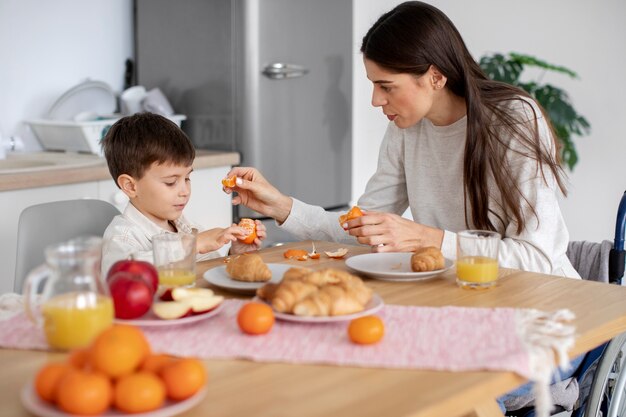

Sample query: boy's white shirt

[101,202,218,277]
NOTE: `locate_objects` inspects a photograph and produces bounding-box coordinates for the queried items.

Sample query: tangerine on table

[160,358,207,401]
[34,362,73,403]
[237,302,275,335]
[56,369,112,416]
[348,315,385,345]
[90,324,150,378]
[114,371,166,413]
[238,218,257,244]
[68,348,90,369]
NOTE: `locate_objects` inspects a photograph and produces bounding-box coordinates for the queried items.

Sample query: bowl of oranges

[22,324,207,416]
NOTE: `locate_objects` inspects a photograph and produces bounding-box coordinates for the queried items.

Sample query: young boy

[100,112,265,276]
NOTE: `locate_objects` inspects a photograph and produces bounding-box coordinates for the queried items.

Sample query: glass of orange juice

[153,231,197,288]
[24,237,114,350]
[456,230,501,289]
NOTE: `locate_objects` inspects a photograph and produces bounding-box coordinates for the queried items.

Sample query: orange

[90,325,150,378]
[160,358,207,401]
[238,218,257,244]
[114,371,166,413]
[338,206,364,226]
[221,175,237,188]
[34,362,73,403]
[68,348,90,369]
[348,315,385,345]
[140,353,176,374]
[283,249,308,260]
[56,369,113,415]
[237,302,275,335]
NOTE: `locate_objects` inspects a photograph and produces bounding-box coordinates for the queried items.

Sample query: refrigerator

[135,0,352,245]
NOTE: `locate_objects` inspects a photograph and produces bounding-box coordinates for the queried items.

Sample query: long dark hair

[360,1,566,234]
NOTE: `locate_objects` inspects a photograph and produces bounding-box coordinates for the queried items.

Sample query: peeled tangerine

[238,218,257,245]
[338,206,363,226]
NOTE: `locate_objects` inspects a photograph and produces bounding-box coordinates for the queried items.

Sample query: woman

[224,1,578,279]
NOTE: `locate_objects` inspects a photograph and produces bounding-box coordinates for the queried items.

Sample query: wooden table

[3,241,626,417]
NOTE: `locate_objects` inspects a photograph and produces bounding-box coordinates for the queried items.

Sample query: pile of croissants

[257,267,373,317]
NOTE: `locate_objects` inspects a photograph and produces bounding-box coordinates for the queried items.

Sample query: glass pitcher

[23,237,114,350]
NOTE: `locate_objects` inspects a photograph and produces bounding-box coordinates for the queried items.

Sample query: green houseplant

[479,52,590,170]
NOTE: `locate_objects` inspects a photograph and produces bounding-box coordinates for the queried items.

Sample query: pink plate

[21,381,207,417]
[114,302,224,327]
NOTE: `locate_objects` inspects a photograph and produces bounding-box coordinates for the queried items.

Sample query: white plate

[21,380,207,417]
[47,79,116,121]
[114,302,223,327]
[203,263,291,294]
[345,252,453,282]
[253,293,385,323]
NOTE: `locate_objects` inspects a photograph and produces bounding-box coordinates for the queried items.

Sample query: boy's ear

[117,174,138,198]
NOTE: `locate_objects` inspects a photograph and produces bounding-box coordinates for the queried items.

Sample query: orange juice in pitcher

[42,292,114,350]
[25,237,114,350]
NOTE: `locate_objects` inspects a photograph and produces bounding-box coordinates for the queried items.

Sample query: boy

[100,112,265,276]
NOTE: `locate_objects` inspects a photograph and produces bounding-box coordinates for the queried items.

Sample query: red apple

[107,258,159,295]
[109,271,154,319]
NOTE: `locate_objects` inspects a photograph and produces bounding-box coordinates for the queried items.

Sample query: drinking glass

[152,232,197,288]
[456,230,501,289]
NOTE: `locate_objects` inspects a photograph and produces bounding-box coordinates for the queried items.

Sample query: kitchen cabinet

[1,166,234,294]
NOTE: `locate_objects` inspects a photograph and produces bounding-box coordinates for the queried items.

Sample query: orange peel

[338,206,364,226]
[324,248,349,259]
[284,249,309,261]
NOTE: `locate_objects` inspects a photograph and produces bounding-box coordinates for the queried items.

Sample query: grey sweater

[280,99,579,278]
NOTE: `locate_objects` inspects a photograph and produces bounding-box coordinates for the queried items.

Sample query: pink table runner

[0,300,575,417]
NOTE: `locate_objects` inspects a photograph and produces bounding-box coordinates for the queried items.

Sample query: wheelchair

[511,191,626,417]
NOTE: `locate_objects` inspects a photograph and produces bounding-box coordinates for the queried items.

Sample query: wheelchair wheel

[584,332,626,417]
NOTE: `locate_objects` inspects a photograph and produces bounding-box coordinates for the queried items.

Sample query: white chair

[14,199,120,292]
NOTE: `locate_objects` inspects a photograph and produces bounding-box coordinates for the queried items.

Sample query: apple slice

[187,295,224,314]
[152,301,191,320]
[171,287,215,301]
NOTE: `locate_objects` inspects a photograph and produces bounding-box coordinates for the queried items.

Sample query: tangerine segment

[284,249,308,260]
[348,315,385,345]
[221,175,237,188]
[238,218,257,244]
[338,206,364,225]
[56,369,113,416]
[237,302,275,335]
[160,358,207,401]
[114,372,166,413]
[90,325,150,378]
[34,362,73,403]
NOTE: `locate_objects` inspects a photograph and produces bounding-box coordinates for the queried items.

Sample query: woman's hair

[360,1,566,234]
[101,112,195,187]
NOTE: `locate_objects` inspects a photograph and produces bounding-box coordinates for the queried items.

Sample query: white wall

[352,0,626,243]
[0,0,133,150]
[1,0,624,243]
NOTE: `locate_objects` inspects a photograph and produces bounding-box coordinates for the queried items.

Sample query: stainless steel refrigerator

[135,0,352,245]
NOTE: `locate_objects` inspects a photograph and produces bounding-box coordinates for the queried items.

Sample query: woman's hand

[344,211,444,252]
[230,220,267,254]
[197,225,248,254]
[223,167,293,223]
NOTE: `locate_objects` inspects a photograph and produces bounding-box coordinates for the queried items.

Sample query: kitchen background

[0,0,625,244]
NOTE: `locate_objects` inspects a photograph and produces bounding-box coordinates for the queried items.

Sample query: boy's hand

[230,220,267,254]
[197,226,248,254]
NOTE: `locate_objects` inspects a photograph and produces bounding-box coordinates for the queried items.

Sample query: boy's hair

[101,112,195,187]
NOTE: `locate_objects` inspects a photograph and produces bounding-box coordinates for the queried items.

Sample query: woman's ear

[117,174,138,198]
[429,65,447,90]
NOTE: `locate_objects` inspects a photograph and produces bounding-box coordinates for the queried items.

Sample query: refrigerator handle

[261,63,309,80]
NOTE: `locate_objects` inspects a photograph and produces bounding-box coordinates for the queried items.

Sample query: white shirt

[101,203,218,277]
[279,99,579,278]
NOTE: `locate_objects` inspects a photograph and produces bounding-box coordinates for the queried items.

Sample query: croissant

[226,253,272,282]
[411,246,445,272]
[282,267,314,282]
[292,284,367,316]
[271,280,318,313]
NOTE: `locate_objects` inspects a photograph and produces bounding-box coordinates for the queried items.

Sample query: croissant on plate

[226,253,272,282]
[292,281,372,316]
[411,246,445,272]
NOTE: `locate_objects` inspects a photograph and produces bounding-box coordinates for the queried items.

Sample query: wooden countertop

[0,150,240,192]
